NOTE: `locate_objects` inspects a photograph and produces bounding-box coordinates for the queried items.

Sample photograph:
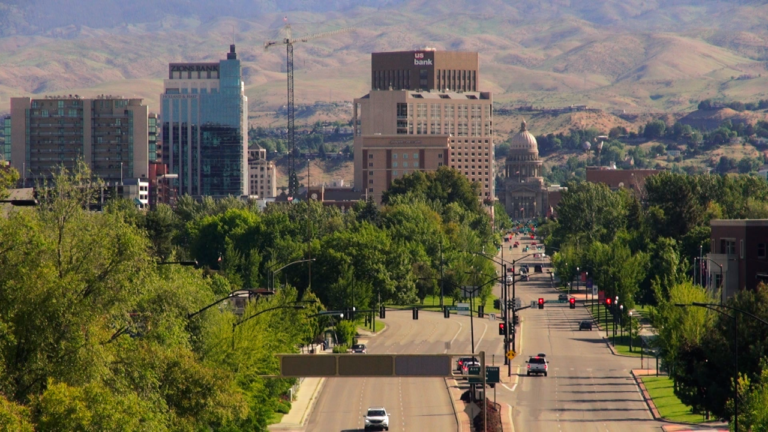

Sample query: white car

[364,407,389,431]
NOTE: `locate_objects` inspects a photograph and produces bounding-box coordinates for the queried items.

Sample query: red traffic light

[569,298,575,304]
[606,298,612,306]
[538,298,544,304]
[498,322,505,335]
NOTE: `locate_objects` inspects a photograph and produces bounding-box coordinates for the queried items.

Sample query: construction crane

[265,21,352,197]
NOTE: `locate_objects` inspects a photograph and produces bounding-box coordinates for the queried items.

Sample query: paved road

[496,233,664,431]
[306,308,502,431]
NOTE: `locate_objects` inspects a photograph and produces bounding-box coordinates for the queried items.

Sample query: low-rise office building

[248,145,276,198]
[707,219,768,301]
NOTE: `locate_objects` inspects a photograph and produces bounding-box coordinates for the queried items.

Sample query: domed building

[499,121,548,219]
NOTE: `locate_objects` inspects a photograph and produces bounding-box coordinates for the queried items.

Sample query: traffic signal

[412,308,419,320]
[538,298,544,309]
[513,315,519,325]
[498,322,505,335]
[569,298,576,309]
[605,298,612,307]
[478,305,484,318]
[444,306,450,318]
[379,305,386,319]
[493,299,501,310]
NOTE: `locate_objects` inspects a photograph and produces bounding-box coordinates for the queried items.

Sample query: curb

[631,370,662,420]
[356,322,389,338]
[632,371,729,431]
[298,377,326,426]
[583,304,642,359]
[444,378,462,432]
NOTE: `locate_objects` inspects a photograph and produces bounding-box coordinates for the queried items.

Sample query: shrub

[332,344,349,353]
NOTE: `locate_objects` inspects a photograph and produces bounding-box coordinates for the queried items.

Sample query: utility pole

[439,241,444,308]
[307,159,312,291]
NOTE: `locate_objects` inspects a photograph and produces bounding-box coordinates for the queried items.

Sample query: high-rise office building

[353,50,493,204]
[6,96,148,185]
[161,45,248,197]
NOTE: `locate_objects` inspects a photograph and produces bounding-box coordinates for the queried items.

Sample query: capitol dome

[509,121,537,152]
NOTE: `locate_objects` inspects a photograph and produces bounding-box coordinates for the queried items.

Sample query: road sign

[486,366,500,384]
[506,350,516,360]
[457,303,470,316]
[461,286,479,298]
[586,279,593,289]
[489,313,496,321]
[468,365,482,383]
[592,284,598,296]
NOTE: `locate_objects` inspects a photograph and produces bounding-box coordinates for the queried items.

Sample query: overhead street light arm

[269,258,316,290]
[233,304,306,330]
[158,260,199,268]
[0,199,39,206]
[188,288,274,320]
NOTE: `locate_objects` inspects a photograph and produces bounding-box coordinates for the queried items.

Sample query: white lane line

[506,403,515,432]
[474,322,488,352]
[444,322,463,353]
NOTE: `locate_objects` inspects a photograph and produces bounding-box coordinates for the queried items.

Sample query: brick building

[585,167,661,196]
[707,219,768,302]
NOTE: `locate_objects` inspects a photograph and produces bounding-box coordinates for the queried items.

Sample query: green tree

[644,120,667,139]
[550,182,627,246]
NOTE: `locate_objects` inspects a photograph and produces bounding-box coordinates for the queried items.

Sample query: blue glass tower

[161,45,248,197]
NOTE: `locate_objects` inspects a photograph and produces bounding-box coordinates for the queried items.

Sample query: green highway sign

[468,366,500,384]
[486,366,500,384]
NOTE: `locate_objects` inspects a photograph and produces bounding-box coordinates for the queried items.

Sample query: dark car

[456,357,478,372]
[352,344,367,354]
[534,265,543,273]
[579,321,593,331]
[558,294,568,301]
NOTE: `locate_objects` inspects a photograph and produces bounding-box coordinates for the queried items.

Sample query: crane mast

[265,24,351,197]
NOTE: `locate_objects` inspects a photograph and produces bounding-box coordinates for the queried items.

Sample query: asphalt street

[307,232,665,431]
[306,308,502,431]
[497,233,665,432]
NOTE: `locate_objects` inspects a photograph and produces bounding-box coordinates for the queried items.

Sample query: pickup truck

[526,356,548,377]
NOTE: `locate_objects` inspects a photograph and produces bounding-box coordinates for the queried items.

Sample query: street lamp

[158,260,199,268]
[619,304,624,344]
[187,288,275,319]
[628,310,634,352]
[232,304,306,349]
[0,199,38,206]
[269,259,316,290]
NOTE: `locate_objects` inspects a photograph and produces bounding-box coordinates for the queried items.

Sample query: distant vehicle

[352,344,367,354]
[462,360,481,378]
[537,353,547,358]
[534,265,543,273]
[523,246,529,252]
[527,356,548,376]
[521,274,530,281]
[558,294,568,301]
[579,321,593,331]
[364,407,390,431]
[531,242,537,246]
[456,357,478,372]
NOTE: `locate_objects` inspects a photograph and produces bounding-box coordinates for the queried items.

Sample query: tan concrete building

[360,135,450,203]
[248,145,276,198]
[7,96,148,186]
[371,50,479,92]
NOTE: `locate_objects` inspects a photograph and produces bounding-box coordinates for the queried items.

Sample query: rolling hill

[2,0,768,117]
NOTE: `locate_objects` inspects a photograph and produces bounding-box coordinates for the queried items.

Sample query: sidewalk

[268,344,329,431]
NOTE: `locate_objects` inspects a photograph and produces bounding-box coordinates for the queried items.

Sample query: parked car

[352,344,367,354]
[579,321,593,331]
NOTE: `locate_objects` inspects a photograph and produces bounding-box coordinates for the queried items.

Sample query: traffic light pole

[502,264,509,368]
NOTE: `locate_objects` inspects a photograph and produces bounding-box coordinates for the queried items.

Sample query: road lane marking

[444,322,463,353]
[474,322,488,352]
[506,403,515,432]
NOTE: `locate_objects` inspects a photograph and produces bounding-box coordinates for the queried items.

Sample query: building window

[369,188,373,192]
[403,154,408,159]
[403,162,408,168]
[393,171,398,176]
[393,154,397,159]
[413,153,418,159]
[393,162,398,168]
[369,171,373,176]
[414,161,419,168]
[369,179,373,184]
[369,154,374,159]
[369,162,373,167]
[760,243,766,259]
[741,239,745,259]
[438,153,443,158]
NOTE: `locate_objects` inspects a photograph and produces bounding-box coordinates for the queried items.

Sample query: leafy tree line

[541,172,768,426]
[0,163,498,430]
